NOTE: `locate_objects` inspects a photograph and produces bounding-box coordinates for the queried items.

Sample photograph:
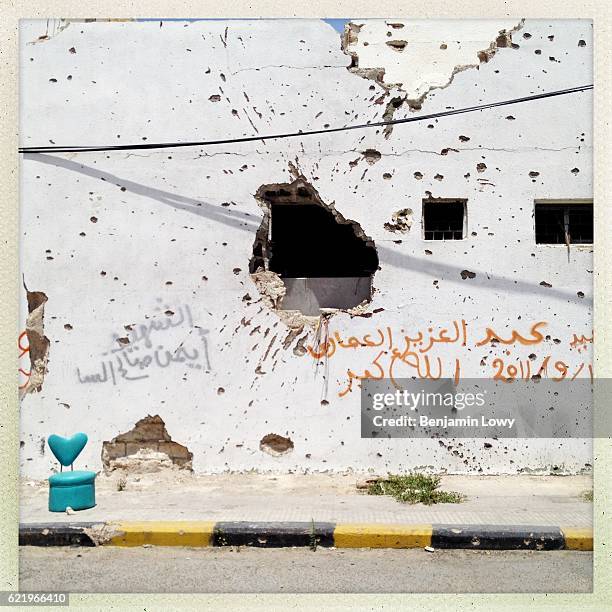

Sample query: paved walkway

[20,472,593,528]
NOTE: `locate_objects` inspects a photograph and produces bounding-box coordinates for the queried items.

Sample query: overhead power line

[19,84,593,154]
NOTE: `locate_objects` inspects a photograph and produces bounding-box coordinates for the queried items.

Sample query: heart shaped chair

[47,433,96,512]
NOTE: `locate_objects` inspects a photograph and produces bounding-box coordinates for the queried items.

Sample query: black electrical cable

[18,84,593,154]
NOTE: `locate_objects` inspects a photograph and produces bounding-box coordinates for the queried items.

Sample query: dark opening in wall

[422,199,467,240]
[250,179,378,314]
[534,201,593,244]
[269,203,378,277]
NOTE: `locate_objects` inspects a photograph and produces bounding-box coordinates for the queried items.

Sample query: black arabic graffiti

[76,304,212,385]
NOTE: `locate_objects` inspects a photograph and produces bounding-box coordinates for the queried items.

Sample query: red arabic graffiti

[18,330,31,389]
[307,320,593,397]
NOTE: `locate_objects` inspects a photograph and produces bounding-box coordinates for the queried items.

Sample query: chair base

[48,480,96,512]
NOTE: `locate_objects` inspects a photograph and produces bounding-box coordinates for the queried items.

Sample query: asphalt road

[20,546,592,593]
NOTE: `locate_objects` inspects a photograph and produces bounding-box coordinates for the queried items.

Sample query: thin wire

[19,84,593,154]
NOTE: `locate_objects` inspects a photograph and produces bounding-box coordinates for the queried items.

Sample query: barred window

[423,199,466,241]
[534,201,593,244]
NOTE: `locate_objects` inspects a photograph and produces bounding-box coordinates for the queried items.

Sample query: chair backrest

[47,433,88,468]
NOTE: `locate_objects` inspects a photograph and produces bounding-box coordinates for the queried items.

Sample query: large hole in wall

[249,179,379,316]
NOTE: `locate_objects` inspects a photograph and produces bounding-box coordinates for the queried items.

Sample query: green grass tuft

[367,473,465,505]
[582,490,593,502]
[309,518,320,551]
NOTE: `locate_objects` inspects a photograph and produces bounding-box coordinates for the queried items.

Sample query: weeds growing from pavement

[309,518,320,551]
[367,473,465,505]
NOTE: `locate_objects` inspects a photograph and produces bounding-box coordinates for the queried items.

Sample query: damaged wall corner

[20,290,50,398]
[341,22,387,84]
[341,19,524,136]
[101,415,193,473]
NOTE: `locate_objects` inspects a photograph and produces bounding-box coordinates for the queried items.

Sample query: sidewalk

[19,472,593,549]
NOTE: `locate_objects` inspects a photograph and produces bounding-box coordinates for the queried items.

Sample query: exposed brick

[158,441,193,460]
[112,415,171,443]
[102,415,192,471]
[125,441,159,455]
[101,441,127,460]
[171,457,192,468]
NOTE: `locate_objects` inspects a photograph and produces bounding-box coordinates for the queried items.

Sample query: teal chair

[47,433,96,512]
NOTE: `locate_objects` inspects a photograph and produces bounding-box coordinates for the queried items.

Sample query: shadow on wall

[26,153,260,233]
[25,153,591,305]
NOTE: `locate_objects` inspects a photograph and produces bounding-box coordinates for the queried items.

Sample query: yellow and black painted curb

[19,521,593,550]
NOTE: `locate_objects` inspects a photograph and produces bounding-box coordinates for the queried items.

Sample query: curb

[19,522,593,550]
[19,522,99,547]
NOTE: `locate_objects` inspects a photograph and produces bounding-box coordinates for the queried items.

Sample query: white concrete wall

[19,18,593,478]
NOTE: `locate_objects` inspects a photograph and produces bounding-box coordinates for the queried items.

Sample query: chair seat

[49,470,96,487]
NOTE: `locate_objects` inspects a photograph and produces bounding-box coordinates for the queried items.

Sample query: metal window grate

[423,200,466,241]
[424,229,464,240]
[535,203,593,244]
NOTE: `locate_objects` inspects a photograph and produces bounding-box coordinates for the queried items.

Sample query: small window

[422,199,466,240]
[534,201,593,244]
